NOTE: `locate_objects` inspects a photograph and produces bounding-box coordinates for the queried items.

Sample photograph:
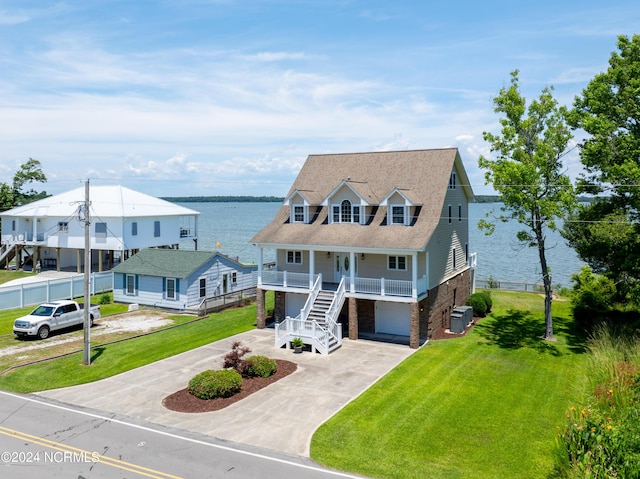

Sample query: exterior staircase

[274,277,345,355]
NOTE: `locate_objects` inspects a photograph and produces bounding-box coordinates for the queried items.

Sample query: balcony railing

[260,270,427,298]
[261,270,317,289]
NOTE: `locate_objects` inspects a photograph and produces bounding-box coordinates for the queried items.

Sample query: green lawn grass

[0,295,129,335]
[311,291,589,479]
[0,302,260,392]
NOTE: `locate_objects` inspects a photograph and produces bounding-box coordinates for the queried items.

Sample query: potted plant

[292,337,304,354]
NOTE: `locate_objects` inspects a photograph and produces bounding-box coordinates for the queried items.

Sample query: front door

[333,254,343,283]
[333,253,355,283]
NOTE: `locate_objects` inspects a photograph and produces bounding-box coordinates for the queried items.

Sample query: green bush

[243,355,277,378]
[466,293,488,317]
[571,266,617,332]
[99,293,112,305]
[477,290,492,312]
[188,369,242,399]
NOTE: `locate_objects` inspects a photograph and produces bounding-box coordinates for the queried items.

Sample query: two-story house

[0,185,199,272]
[251,148,476,354]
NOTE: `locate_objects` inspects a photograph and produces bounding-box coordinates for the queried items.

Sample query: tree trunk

[534,219,553,339]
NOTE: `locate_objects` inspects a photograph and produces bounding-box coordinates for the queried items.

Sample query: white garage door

[285,293,308,318]
[375,302,411,336]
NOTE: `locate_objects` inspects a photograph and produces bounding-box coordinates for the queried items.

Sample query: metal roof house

[112,248,258,311]
[251,148,476,353]
[0,185,199,272]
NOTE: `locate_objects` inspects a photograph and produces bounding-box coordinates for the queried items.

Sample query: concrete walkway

[38,329,415,457]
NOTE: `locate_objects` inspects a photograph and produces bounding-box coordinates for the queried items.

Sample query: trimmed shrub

[477,290,492,312]
[188,369,242,400]
[243,355,277,378]
[99,293,112,305]
[466,293,488,317]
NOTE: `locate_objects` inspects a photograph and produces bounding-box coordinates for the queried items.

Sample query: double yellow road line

[0,425,183,479]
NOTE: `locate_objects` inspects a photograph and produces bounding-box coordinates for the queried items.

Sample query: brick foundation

[423,270,471,340]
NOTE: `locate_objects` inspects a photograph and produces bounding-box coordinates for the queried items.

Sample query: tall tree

[564,34,640,299]
[0,158,47,212]
[479,70,576,339]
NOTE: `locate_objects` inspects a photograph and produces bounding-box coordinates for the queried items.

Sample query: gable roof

[112,249,216,278]
[112,248,256,279]
[1,185,199,218]
[251,148,474,251]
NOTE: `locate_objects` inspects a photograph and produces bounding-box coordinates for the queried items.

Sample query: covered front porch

[255,247,429,301]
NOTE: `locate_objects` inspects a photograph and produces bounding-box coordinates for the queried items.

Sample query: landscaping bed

[162,359,297,412]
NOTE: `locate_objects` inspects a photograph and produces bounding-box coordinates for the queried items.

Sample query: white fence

[0,272,113,311]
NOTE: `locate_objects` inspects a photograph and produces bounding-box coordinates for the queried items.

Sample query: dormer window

[391,205,406,225]
[292,205,305,223]
[331,200,361,224]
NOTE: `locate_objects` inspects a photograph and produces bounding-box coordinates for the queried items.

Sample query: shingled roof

[112,249,216,278]
[251,148,474,251]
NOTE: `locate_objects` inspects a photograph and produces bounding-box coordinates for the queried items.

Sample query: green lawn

[311,291,589,479]
[0,303,259,392]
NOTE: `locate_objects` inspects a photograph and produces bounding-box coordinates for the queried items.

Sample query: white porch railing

[345,275,427,297]
[299,274,322,321]
[261,270,316,289]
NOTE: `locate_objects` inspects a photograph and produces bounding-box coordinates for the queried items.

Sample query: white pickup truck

[13,300,101,339]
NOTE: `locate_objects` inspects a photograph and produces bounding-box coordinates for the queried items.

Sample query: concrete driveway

[38,329,415,457]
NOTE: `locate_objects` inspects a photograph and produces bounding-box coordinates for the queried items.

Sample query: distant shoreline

[162,196,284,203]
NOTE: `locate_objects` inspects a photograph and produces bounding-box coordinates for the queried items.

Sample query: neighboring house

[112,248,258,310]
[0,185,199,272]
[251,148,476,354]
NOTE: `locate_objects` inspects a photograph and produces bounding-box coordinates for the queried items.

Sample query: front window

[199,278,206,298]
[287,250,303,264]
[126,275,136,295]
[166,278,177,300]
[154,221,161,237]
[391,206,405,225]
[232,272,237,284]
[388,255,407,271]
[58,222,68,233]
[132,222,138,236]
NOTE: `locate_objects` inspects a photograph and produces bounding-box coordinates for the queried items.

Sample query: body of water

[178,202,585,287]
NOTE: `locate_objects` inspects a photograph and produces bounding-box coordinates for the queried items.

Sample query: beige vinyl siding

[427,166,470,288]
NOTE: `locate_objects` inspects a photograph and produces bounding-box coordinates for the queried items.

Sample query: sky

[0,1,638,198]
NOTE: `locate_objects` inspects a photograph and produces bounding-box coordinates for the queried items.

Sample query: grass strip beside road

[0,303,258,393]
[311,291,589,479]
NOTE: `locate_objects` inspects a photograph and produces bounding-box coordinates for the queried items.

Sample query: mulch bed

[162,359,297,413]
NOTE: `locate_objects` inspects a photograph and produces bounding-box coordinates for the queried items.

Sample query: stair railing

[299,273,321,321]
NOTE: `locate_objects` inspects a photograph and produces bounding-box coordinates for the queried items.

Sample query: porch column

[348,297,358,340]
[56,248,61,272]
[256,288,266,329]
[349,251,355,293]
[410,302,420,349]
[257,247,263,286]
[412,252,418,299]
[309,248,315,289]
[98,249,103,272]
[77,250,82,273]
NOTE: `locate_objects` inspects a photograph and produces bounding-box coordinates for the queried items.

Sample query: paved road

[0,391,364,479]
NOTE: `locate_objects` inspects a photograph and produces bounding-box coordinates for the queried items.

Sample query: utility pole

[83,179,91,366]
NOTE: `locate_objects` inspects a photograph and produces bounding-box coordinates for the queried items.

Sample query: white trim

[286,250,303,265]
[166,277,177,300]
[387,255,407,271]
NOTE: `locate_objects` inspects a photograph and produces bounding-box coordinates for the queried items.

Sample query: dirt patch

[0,311,175,361]
[162,359,297,413]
